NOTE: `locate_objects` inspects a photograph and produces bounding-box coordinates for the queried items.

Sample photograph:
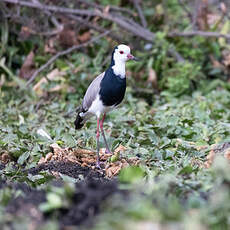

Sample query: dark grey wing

[82,72,105,111]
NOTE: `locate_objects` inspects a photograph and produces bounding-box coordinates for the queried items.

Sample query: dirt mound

[1,177,119,229]
[38,143,140,178]
[59,179,118,227]
[28,161,105,180]
[0,145,133,228]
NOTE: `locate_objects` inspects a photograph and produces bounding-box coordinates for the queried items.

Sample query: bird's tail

[74,106,84,129]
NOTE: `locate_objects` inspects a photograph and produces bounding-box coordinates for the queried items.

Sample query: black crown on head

[110,46,118,66]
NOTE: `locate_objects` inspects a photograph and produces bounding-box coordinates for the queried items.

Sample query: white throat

[112,59,126,78]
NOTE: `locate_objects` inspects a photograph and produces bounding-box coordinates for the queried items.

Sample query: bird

[74,44,138,167]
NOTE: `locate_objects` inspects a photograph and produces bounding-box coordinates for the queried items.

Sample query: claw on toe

[96,161,102,169]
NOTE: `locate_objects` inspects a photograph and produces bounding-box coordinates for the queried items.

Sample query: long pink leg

[100,113,112,154]
[96,118,101,167]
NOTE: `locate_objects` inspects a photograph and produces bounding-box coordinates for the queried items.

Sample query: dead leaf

[204,142,230,168]
[100,153,112,161]
[127,157,140,165]
[45,152,53,162]
[48,84,67,93]
[78,31,91,43]
[204,149,216,168]
[50,142,61,150]
[114,144,127,153]
[224,149,230,160]
[19,26,32,41]
[209,55,223,69]
[103,5,110,15]
[106,164,122,178]
[67,154,78,163]
[73,148,95,156]
[59,28,78,47]
[33,69,65,96]
[0,152,11,164]
[38,157,46,165]
[51,171,60,178]
[105,160,130,178]
[81,157,95,164]
[220,2,227,14]
[37,142,140,178]
[222,52,230,67]
[44,38,57,54]
[19,51,35,79]
[93,14,100,23]
[82,162,89,167]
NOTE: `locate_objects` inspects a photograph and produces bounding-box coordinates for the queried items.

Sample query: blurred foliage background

[1,0,230,97]
[0,0,230,229]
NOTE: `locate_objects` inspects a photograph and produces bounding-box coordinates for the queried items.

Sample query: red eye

[119,51,124,54]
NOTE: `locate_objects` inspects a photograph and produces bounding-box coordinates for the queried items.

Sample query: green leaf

[17,151,30,165]
[119,166,145,183]
[59,173,78,183]
[178,165,193,175]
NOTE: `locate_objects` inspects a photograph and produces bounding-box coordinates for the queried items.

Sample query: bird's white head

[111,44,137,78]
[112,44,137,63]
[111,44,138,78]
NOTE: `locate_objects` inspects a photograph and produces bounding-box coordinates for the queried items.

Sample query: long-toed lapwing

[75,44,138,167]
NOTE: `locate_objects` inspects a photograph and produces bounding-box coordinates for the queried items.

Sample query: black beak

[128,54,140,61]
[133,56,140,61]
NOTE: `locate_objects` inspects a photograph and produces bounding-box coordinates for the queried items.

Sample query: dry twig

[3,0,153,41]
[26,30,110,85]
[132,0,147,28]
[76,0,135,16]
[3,0,186,62]
[192,0,200,29]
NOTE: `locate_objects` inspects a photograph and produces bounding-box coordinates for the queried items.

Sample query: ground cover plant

[1,0,230,229]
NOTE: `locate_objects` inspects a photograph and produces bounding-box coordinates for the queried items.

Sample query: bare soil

[0,161,121,229]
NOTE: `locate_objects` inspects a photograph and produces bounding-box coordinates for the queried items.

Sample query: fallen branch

[3,0,97,16]
[26,31,110,85]
[99,12,154,41]
[3,0,154,41]
[132,0,147,28]
[76,0,135,16]
[68,14,124,43]
[3,0,185,63]
[169,30,230,39]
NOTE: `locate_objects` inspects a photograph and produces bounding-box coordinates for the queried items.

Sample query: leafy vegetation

[1,0,230,229]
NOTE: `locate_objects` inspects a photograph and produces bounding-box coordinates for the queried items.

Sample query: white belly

[87,95,114,118]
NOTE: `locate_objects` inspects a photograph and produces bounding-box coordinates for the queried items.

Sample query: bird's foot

[105,148,112,154]
[96,160,102,169]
